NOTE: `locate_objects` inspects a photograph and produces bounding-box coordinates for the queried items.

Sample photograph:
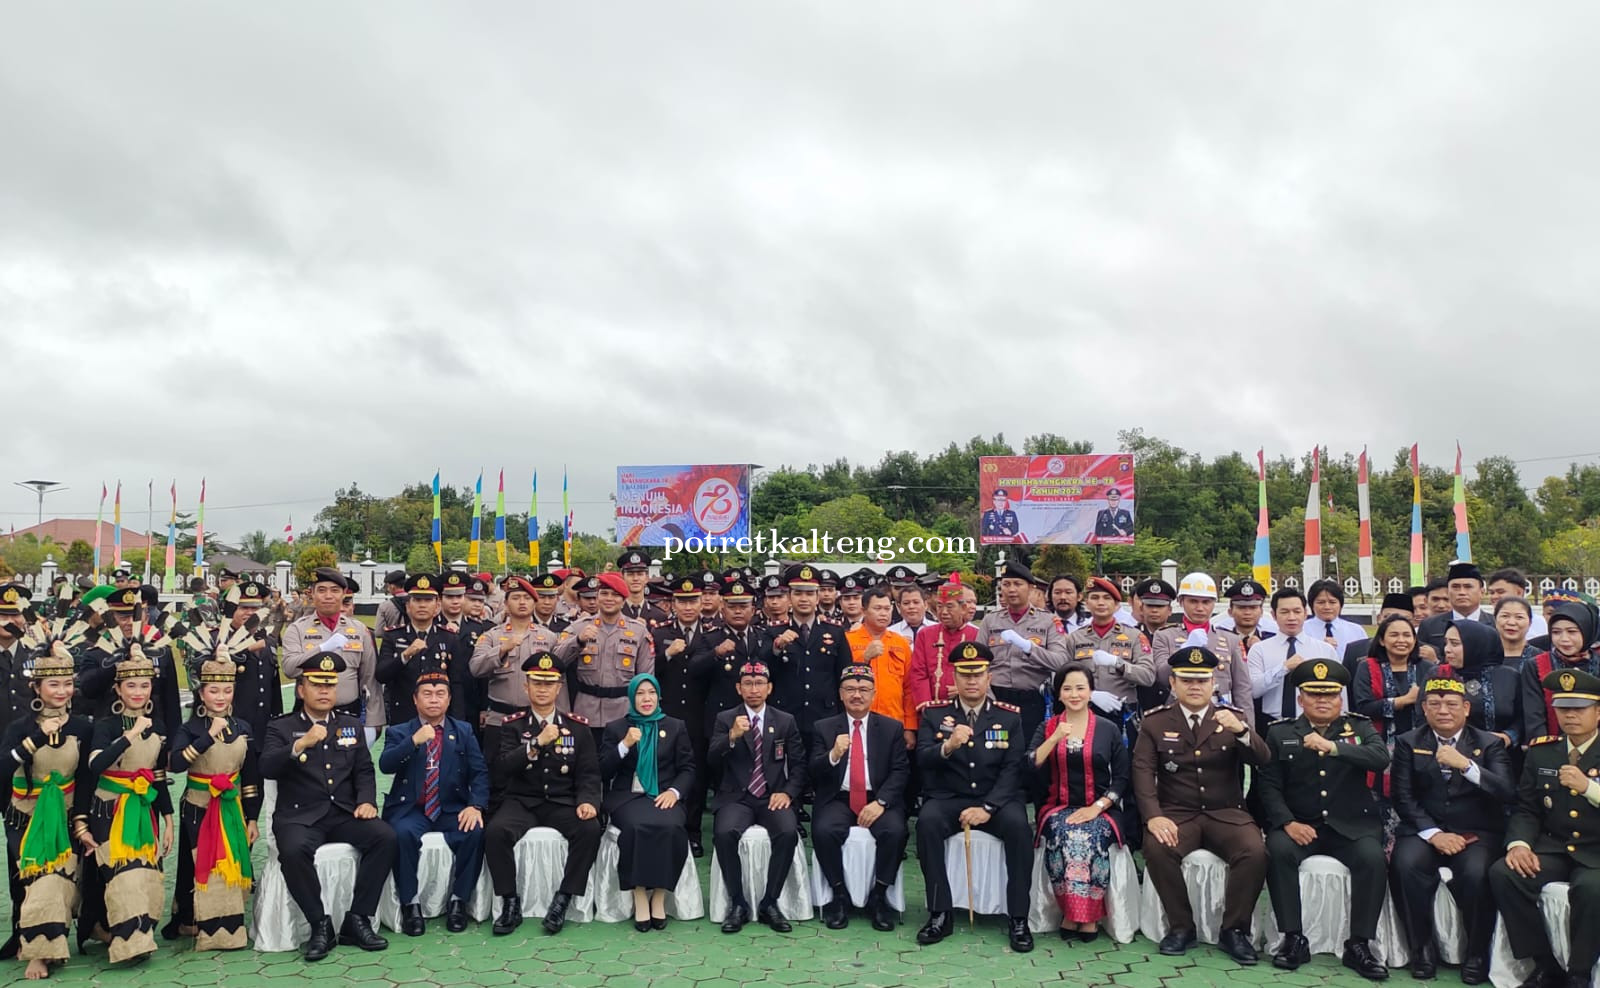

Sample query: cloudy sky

[5,3,1598,542]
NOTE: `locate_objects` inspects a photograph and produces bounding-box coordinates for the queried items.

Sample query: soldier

[468,577,563,778]
[280,567,383,739]
[702,580,764,740]
[1093,487,1134,540]
[1151,573,1254,728]
[1257,659,1390,980]
[217,580,284,742]
[260,653,395,962]
[976,559,1071,742]
[1390,677,1514,984]
[651,574,715,856]
[1488,668,1600,988]
[617,549,668,628]
[1223,579,1275,653]
[375,573,458,725]
[707,661,806,934]
[1133,643,1268,965]
[1066,576,1155,725]
[761,564,852,762]
[914,642,1033,952]
[554,572,655,737]
[484,653,602,936]
[756,574,789,630]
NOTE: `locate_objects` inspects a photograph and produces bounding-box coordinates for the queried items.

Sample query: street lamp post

[14,480,67,528]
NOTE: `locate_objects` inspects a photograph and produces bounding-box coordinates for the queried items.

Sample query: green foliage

[293,544,339,586]
[1543,522,1600,577]
[65,539,93,572]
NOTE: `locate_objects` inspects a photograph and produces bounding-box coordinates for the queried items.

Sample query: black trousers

[1264,826,1386,940]
[683,731,709,844]
[1390,834,1497,958]
[484,799,601,897]
[274,809,398,922]
[1489,853,1600,975]
[812,797,907,894]
[915,798,1031,916]
[168,813,198,923]
[712,793,799,906]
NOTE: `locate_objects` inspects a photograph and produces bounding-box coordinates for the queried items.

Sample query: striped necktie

[422,730,442,819]
[747,714,766,797]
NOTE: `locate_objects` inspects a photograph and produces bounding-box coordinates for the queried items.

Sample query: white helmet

[1177,572,1218,599]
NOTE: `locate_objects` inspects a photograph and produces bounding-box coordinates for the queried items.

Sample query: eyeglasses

[840,686,874,695]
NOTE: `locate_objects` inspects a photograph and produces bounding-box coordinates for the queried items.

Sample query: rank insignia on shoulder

[918,699,953,711]
[564,712,589,726]
[503,710,528,723]
[993,701,1021,713]
[1529,735,1561,746]
[1343,712,1371,721]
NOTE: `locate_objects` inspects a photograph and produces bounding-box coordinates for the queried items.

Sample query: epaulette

[503,710,529,724]
[917,700,953,712]
[1153,701,1176,712]
[1342,712,1371,722]
[1267,716,1296,727]
[993,700,1021,713]
[1529,735,1562,747]
[564,712,590,726]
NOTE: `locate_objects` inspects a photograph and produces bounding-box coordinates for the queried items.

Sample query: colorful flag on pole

[113,481,122,568]
[562,468,571,566]
[164,480,178,592]
[1357,447,1375,597]
[468,470,483,570]
[529,471,540,567]
[1409,444,1425,586]
[93,483,107,579]
[431,471,443,570]
[284,517,294,545]
[495,470,507,570]
[194,478,206,574]
[1302,447,1322,585]
[1251,449,1271,585]
[1453,442,1472,563]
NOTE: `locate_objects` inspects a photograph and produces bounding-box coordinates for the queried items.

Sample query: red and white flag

[284,517,295,545]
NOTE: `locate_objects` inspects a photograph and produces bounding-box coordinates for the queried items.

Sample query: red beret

[1087,576,1122,603]
[597,572,629,597]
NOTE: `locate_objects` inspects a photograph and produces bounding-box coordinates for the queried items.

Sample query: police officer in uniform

[454,577,496,728]
[976,560,1071,743]
[914,642,1034,953]
[0,584,31,743]
[702,580,763,738]
[1258,659,1390,980]
[652,574,715,856]
[469,576,563,784]
[618,549,668,629]
[761,564,851,765]
[281,567,384,738]
[485,652,602,936]
[1093,488,1134,539]
[1488,669,1600,988]
[375,573,458,725]
[522,573,570,633]
[1066,576,1155,731]
[260,654,396,961]
[1133,644,1268,965]
[1151,573,1254,729]
[555,572,654,738]
[214,580,283,741]
[981,489,1021,539]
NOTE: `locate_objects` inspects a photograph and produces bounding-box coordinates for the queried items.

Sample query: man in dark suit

[707,660,806,934]
[375,573,460,726]
[1258,659,1391,981]
[1489,669,1600,988]
[1416,562,1495,656]
[484,652,602,936]
[651,575,716,856]
[1389,677,1514,983]
[914,642,1034,953]
[762,565,852,764]
[809,663,910,932]
[261,653,396,962]
[379,670,488,936]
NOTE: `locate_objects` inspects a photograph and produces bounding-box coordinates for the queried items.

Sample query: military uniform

[981,506,1021,539]
[1067,621,1155,707]
[281,593,383,728]
[701,582,765,735]
[1488,668,1600,986]
[1132,644,1268,957]
[975,603,1070,742]
[652,576,717,849]
[761,617,851,740]
[375,573,460,725]
[1257,659,1389,977]
[214,581,283,744]
[554,612,654,730]
[1094,504,1134,539]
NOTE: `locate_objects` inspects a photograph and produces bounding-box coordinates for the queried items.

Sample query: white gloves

[1091,649,1119,668]
[1000,629,1033,653]
[1090,691,1122,714]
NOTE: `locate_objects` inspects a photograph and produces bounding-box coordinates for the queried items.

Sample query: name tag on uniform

[1538,767,1558,777]
[773,741,786,760]
[1280,738,1300,748]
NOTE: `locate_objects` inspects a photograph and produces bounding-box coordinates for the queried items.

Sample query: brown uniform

[1067,622,1156,704]
[280,614,383,727]
[553,614,655,727]
[1133,701,1270,934]
[1151,626,1255,728]
[469,621,566,726]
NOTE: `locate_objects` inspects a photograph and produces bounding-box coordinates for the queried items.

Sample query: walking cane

[962,822,974,929]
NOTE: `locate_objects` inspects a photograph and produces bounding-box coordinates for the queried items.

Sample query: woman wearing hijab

[600,674,695,931]
[1440,619,1521,748]
[1519,600,1600,742]
[1028,666,1128,941]
[1351,614,1437,854]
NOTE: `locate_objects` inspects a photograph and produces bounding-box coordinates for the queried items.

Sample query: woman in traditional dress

[599,674,694,931]
[168,655,260,949]
[82,645,173,965]
[3,640,93,980]
[1028,666,1128,942]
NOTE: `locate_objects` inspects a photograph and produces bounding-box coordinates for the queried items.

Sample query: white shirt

[1247,633,1339,719]
[1213,612,1281,635]
[1309,616,1369,652]
[889,619,932,641]
[829,714,872,791]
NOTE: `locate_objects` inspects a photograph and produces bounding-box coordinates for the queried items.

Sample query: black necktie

[1282,637,1298,720]
[1439,736,1457,779]
[1325,621,1335,639]
[966,707,978,728]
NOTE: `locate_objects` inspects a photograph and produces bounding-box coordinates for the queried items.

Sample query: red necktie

[422,731,442,820]
[848,719,868,814]
[747,716,766,797]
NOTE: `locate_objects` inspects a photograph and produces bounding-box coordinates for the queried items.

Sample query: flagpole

[1357,448,1375,598]
[1453,442,1473,563]
[143,480,154,585]
[1251,449,1271,585]
[93,482,106,581]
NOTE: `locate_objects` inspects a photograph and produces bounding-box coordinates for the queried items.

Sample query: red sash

[1365,660,1390,797]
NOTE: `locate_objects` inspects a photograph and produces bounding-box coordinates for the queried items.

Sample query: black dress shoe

[402,903,426,937]
[0,932,17,960]
[445,898,468,933]
[1219,927,1258,965]
[634,919,651,932]
[651,916,668,931]
[339,913,388,951]
[757,900,792,933]
[720,902,750,934]
[1341,938,1389,981]
[867,889,895,932]
[1458,954,1488,985]
[1007,916,1033,953]
[303,916,335,962]
[1159,927,1197,955]
[543,892,573,934]
[690,838,704,858]
[1272,932,1310,970]
[1408,940,1437,980]
[821,891,849,930]
[1514,962,1563,988]
[1078,929,1100,943]
[916,911,952,945]
[492,895,523,936]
